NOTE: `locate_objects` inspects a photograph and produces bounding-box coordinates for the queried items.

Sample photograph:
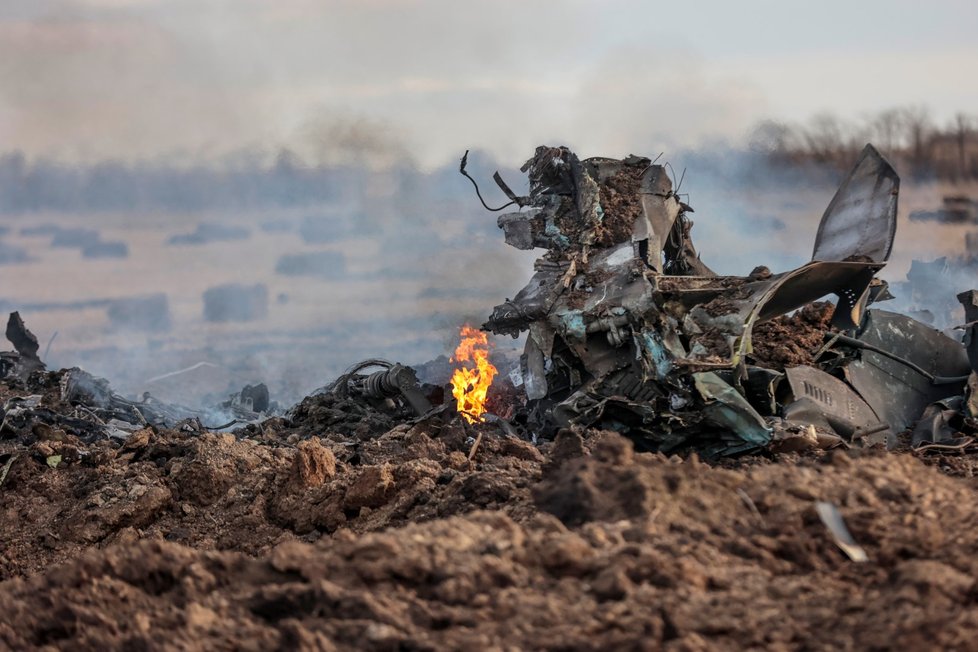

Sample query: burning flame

[451,326,497,423]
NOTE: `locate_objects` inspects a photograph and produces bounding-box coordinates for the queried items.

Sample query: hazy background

[1,0,976,406]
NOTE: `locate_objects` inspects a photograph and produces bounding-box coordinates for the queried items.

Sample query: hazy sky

[1,0,976,167]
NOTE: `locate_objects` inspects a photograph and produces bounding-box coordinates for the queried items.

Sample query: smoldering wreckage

[472,143,978,456]
[3,144,978,462]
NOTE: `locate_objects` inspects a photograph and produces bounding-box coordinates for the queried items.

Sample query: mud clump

[286,437,337,491]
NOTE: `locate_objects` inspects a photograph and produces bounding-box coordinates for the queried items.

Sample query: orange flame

[450,326,497,423]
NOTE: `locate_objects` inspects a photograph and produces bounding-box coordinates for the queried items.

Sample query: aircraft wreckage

[4,144,978,459]
[460,144,978,456]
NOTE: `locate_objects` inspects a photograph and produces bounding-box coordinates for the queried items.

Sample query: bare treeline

[750,108,978,181]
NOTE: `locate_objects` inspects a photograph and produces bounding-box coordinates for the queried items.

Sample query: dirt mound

[0,417,542,581]
[4,432,978,650]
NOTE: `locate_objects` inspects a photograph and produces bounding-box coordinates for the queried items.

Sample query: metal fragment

[815,502,869,563]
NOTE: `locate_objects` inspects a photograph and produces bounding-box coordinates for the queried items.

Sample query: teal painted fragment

[640,331,673,380]
[544,220,570,249]
[557,310,586,341]
[693,372,772,449]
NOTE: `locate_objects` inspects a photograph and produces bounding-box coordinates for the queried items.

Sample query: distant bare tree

[803,113,847,166]
[869,109,903,154]
[751,106,978,182]
[953,113,973,180]
[900,106,933,178]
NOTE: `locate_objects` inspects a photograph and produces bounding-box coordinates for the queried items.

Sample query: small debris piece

[0,453,18,488]
[5,312,40,362]
[815,501,869,563]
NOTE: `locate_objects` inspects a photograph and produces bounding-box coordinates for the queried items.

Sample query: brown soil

[0,417,543,581]
[751,301,836,370]
[7,365,978,649]
[687,328,733,362]
[596,162,645,247]
[699,295,740,317]
[4,426,978,649]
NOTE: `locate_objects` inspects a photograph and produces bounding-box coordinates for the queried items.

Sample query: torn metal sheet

[815,502,869,563]
[5,312,41,362]
[693,372,772,449]
[967,373,978,421]
[845,310,971,432]
[812,144,898,264]
[957,289,978,372]
[637,165,682,272]
[911,397,963,448]
[521,334,548,400]
[1,312,45,380]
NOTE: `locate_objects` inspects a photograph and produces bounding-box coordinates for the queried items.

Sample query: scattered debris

[0,453,16,488]
[324,359,433,417]
[0,314,278,442]
[2,312,44,379]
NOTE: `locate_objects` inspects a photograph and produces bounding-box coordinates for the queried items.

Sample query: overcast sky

[1,0,976,168]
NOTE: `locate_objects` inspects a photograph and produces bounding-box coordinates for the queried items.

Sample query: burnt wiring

[664,162,687,196]
[828,332,970,385]
[459,150,518,212]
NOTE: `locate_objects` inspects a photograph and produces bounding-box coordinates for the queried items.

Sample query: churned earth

[3,375,978,651]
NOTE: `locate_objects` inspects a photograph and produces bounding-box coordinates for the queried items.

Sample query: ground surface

[4,378,978,650]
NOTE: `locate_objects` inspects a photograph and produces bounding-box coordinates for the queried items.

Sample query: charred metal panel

[2,312,44,379]
[958,289,978,372]
[812,144,898,264]
[522,334,548,400]
[782,365,891,445]
[846,310,970,431]
[910,397,964,447]
[638,165,681,272]
[484,268,562,337]
[497,211,539,250]
[750,261,882,329]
